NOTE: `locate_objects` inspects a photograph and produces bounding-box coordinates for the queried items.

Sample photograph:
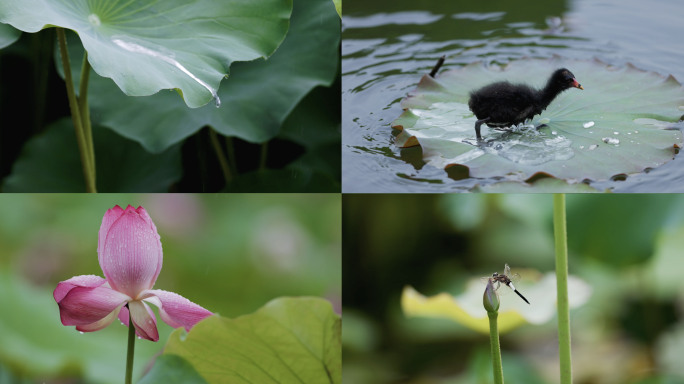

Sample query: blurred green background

[343,194,684,384]
[0,193,341,383]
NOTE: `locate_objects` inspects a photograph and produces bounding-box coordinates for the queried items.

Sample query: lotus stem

[78,51,96,183]
[259,142,268,171]
[553,194,573,384]
[125,309,135,384]
[429,55,445,78]
[487,310,504,384]
[56,28,96,192]
[208,127,232,184]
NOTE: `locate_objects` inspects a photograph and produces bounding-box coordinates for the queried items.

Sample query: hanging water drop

[79,331,85,335]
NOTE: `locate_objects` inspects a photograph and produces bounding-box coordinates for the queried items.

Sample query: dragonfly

[482,264,530,305]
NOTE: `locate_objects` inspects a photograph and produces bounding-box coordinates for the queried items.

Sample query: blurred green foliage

[343,194,684,383]
[0,194,340,383]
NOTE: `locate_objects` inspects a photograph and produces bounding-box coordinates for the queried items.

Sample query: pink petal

[128,300,159,341]
[77,302,127,332]
[136,206,163,283]
[54,275,106,303]
[98,205,124,257]
[57,284,129,326]
[98,205,163,299]
[144,289,213,331]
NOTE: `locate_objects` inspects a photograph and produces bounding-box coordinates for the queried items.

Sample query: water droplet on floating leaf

[583,121,595,128]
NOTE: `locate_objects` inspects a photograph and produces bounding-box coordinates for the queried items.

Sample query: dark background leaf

[2,118,182,192]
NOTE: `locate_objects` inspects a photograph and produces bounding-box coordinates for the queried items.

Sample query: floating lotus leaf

[472,178,601,193]
[392,59,684,182]
[0,0,291,108]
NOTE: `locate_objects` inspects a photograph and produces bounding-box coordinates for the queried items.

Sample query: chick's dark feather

[468,82,541,127]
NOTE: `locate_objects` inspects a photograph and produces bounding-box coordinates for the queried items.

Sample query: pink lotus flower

[54,205,212,341]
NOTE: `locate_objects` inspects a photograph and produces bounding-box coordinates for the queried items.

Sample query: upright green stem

[553,194,572,384]
[56,28,96,192]
[487,311,504,384]
[259,141,268,171]
[78,51,96,180]
[125,310,136,384]
[224,136,237,174]
[208,128,232,184]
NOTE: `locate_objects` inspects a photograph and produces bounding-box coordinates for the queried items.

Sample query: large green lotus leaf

[139,355,207,384]
[2,118,182,192]
[56,0,339,153]
[0,269,170,384]
[392,59,684,182]
[0,0,292,108]
[222,84,341,192]
[0,23,20,48]
[164,297,341,384]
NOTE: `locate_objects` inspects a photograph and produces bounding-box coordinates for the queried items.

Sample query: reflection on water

[342,0,684,192]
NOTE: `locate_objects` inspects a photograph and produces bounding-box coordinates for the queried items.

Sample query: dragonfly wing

[504,264,511,277]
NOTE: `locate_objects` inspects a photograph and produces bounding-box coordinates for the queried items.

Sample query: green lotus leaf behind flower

[164,297,341,384]
[392,59,684,183]
[401,268,592,334]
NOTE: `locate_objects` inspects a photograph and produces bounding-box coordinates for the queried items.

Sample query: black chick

[468,68,583,139]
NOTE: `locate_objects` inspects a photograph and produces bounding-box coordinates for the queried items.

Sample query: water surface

[342,0,684,192]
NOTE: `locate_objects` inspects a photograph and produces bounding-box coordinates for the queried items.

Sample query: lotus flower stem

[483,279,503,383]
[56,28,96,192]
[259,142,268,171]
[209,128,232,184]
[78,51,96,182]
[487,311,504,384]
[553,194,573,384]
[224,136,237,174]
[125,308,135,384]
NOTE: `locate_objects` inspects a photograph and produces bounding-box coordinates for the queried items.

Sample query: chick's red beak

[572,78,584,90]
